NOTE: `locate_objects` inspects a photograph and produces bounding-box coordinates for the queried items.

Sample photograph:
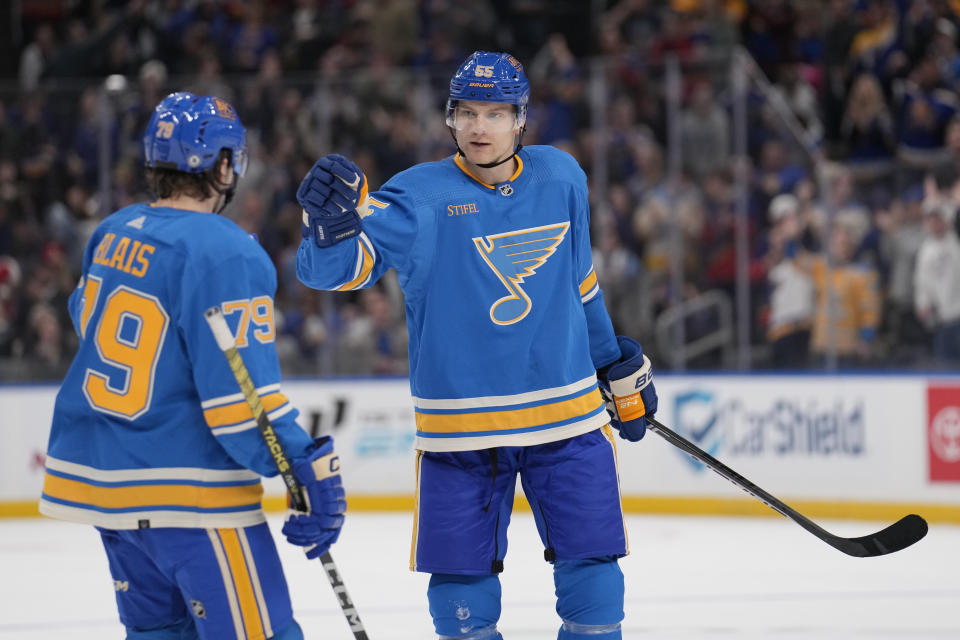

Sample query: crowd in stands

[2,0,960,381]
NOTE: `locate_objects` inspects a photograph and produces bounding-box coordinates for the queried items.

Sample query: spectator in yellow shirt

[808,224,881,366]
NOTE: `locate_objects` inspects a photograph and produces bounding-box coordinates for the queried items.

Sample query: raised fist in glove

[281,437,347,559]
[297,154,368,248]
[598,336,658,442]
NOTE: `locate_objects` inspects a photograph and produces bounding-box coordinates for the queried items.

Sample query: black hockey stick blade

[646,417,929,557]
[823,514,928,558]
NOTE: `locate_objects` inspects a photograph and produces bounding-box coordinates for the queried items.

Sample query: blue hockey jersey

[297,146,621,451]
[40,203,314,529]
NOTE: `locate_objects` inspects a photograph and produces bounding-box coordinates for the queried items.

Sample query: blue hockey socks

[554,556,624,639]
[428,573,503,639]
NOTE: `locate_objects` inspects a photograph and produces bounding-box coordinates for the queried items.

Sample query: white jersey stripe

[207,530,247,640]
[581,285,600,303]
[359,231,376,263]
[44,456,259,483]
[37,501,266,529]
[413,375,597,410]
[414,411,609,452]
[239,527,273,638]
[210,403,295,437]
[202,384,282,409]
[410,450,423,571]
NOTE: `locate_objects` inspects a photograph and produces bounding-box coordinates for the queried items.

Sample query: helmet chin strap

[474,148,521,169]
[206,169,238,214]
[451,127,526,171]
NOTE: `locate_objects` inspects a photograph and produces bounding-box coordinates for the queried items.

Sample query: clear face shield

[231,145,249,178]
[445,100,525,134]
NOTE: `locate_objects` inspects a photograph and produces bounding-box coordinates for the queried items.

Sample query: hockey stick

[204,306,369,639]
[645,417,928,557]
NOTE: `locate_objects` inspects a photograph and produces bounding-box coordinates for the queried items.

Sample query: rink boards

[2,374,959,522]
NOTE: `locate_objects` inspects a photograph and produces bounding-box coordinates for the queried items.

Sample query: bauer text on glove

[598,336,658,442]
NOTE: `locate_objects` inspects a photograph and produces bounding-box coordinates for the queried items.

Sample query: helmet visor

[445,101,521,134]
[232,146,249,178]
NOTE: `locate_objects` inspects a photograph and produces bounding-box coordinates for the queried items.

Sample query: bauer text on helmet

[446,51,530,131]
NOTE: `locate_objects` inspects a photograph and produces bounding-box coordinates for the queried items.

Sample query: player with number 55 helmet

[296,48,651,640]
[445,51,530,169]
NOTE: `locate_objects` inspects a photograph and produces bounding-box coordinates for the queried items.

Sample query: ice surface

[1,512,957,639]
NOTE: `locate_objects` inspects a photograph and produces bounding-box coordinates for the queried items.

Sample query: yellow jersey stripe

[42,474,263,510]
[204,392,289,428]
[358,175,369,208]
[415,388,603,434]
[202,384,281,409]
[410,450,423,571]
[208,530,247,638]
[337,237,375,291]
[414,375,597,411]
[600,424,629,555]
[45,456,259,483]
[219,528,266,640]
[210,404,295,437]
[238,528,273,638]
[579,269,598,297]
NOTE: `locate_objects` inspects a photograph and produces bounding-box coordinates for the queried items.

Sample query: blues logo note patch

[473,222,569,325]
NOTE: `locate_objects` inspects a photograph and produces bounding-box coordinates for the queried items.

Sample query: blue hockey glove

[281,437,347,559]
[598,336,658,442]
[297,154,368,248]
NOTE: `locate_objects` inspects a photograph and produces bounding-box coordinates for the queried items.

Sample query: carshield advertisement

[3,376,959,508]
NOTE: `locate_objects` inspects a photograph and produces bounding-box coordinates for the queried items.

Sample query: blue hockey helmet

[143,92,248,177]
[447,51,530,129]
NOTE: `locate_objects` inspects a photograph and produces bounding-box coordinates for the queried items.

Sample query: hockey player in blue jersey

[40,92,347,640]
[295,51,659,639]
